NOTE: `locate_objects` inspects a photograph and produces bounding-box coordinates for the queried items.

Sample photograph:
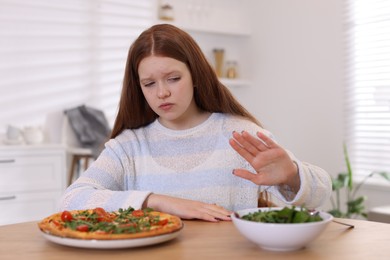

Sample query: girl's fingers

[197,204,232,222]
[231,131,259,156]
[233,168,279,186]
[255,131,278,149]
[232,169,266,185]
[229,138,255,164]
[232,131,273,155]
[241,131,270,151]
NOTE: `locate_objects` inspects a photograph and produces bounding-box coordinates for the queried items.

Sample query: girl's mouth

[159,103,173,111]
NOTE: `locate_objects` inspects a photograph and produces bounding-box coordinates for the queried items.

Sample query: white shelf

[155,0,252,37]
[156,20,251,37]
[220,78,251,88]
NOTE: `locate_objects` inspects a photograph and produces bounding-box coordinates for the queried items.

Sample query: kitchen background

[0,0,388,224]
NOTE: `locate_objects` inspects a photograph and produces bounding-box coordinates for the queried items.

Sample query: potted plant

[328,143,390,218]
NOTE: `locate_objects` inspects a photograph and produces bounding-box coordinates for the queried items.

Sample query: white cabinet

[155,0,252,89]
[0,145,66,225]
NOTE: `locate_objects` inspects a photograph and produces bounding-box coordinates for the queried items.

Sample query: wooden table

[0,218,389,260]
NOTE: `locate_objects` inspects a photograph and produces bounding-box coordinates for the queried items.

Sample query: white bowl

[23,127,44,144]
[231,207,333,252]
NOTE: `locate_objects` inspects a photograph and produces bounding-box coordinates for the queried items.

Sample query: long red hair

[111,24,260,138]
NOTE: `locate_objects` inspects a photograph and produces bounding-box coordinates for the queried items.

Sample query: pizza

[38,207,183,240]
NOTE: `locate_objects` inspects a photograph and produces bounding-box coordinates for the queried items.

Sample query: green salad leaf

[240,207,322,224]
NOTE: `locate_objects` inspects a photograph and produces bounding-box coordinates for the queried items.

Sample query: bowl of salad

[231,207,333,252]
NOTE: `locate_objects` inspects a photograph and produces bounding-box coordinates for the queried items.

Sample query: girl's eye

[168,76,180,82]
[143,81,155,87]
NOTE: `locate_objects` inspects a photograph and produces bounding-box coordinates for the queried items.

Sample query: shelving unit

[155,0,252,89]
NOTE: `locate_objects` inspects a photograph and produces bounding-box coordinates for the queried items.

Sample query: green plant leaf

[378,171,390,181]
[328,209,343,218]
[332,177,344,190]
[332,173,349,190]
[343,143,353,191]
[347,196,366,216]
[349,196,365,205]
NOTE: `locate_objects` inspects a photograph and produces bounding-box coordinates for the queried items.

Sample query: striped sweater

[60,113,332,212]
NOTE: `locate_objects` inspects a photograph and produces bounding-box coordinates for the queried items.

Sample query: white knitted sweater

[60,113,332,211]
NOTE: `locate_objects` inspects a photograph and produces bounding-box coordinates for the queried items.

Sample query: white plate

[41,229,182,249]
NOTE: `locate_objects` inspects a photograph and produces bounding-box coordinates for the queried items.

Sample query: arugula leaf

[241,207,323,224]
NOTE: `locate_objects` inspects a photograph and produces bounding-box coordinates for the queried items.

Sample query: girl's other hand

[144,194,232,222]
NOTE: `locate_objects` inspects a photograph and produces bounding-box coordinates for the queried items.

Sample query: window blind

[345,0,390,177]
[0,0,154,132]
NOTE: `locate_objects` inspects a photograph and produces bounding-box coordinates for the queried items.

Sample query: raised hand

[229,131,300,192]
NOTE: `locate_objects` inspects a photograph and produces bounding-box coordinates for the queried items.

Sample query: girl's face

[138,55,201,130]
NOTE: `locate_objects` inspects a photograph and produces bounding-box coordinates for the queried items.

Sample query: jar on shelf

[213,48,225,78]
[226,61,238,79]
[159,4,174,21]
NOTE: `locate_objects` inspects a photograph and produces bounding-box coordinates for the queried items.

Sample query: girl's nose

[157,83,171,98]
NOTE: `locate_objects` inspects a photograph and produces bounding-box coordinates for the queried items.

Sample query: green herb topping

[61,207,166,234]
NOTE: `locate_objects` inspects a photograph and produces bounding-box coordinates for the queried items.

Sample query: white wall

[245,0,346,179]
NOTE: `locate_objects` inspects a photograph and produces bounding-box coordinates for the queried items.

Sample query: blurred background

[1,0,389,224]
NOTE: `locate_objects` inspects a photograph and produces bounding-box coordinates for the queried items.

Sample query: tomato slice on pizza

[38,207,183,240]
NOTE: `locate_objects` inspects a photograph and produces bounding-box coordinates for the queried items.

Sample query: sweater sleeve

[59,138,152,212]
[269,156,332,209]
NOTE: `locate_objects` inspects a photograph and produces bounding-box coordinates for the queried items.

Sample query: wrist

[143,193,157,209]
[285,161,300,193]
